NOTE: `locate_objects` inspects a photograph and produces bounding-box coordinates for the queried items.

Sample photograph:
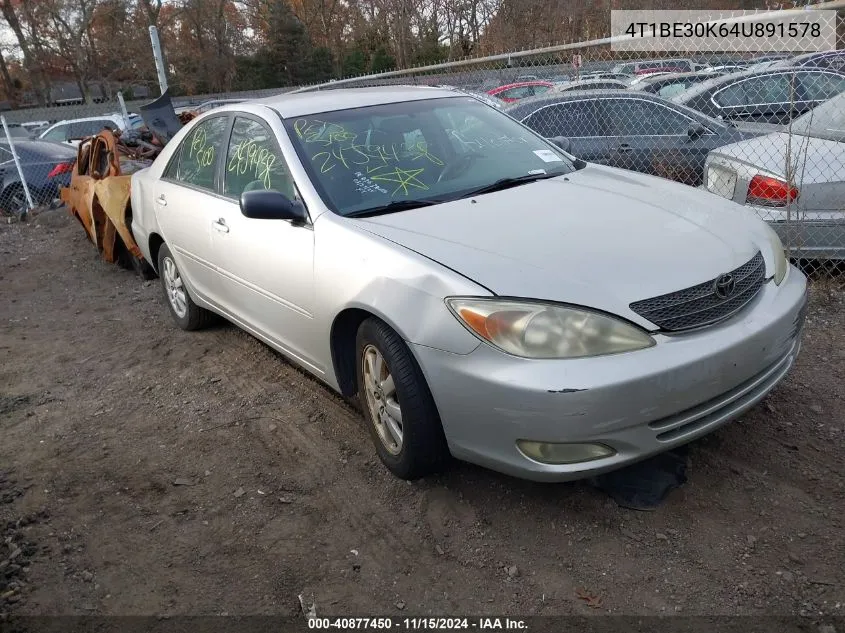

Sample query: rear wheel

[1,185,28,217]
[157,243,214,331]
[356,318,449,479]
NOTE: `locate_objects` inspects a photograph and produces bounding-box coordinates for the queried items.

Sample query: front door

[210,115,319,371]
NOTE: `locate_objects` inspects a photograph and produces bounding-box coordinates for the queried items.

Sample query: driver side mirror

[548,135,572,153]
[687,123,707,140]
[240,189,308,225]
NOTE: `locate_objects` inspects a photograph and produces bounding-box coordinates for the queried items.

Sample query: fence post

[117,91,131,130]
[1,116,35,221]
[149,26,169,95]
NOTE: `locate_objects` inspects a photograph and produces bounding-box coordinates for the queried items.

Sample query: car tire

[355,317,450,479]
[1,185,28,217]
[157,243,214,331]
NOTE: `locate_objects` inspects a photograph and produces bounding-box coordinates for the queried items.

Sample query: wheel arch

[330,305,418,398]
[148,232,165,274]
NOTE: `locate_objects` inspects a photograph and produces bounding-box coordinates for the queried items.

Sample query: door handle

[617,144,634,154]
[212,218,229,234]
[155,194,167,207]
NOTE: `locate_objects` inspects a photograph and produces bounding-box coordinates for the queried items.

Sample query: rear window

[67,119,119,140]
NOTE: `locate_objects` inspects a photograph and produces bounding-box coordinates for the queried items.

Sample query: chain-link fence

[1,5,843,282]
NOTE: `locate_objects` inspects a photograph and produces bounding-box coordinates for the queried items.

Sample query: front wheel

[356,318,449,479]
[157,243,214,331]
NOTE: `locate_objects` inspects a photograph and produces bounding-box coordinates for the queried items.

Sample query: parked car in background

[701,64,748,74]
[704,91,845,259]
[625,71,673,86]
[633,70,733,98]
[612,58,697,75]
[580,72,633,81]
[487,81,553,102]
[506,90,761,185]
[21,121,51,136]
[550,79,630,93]
[748,53,792,64]
[39,113,145,146]
[770,50,845,72]
[1,122,33,139]
[672,68,845,124]
[130,86,806,482]
[0,139,77,215]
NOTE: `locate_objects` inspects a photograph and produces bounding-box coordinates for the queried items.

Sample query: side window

[658,83,689,98]
[806,53,845,71]
[500,87,532,100]
[717,74,792,107]
[524,101,603,138]
[604,99,694,136]
[42,125,68,142]
[68,120,115,139]
[174,116,229,191]
[798,71,845,101]
[223,116,295,200]
[532,85,551,96]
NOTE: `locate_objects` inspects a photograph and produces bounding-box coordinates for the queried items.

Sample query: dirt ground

[1,211,843,618]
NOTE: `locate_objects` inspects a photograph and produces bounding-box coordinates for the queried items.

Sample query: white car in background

[39,113,144,146]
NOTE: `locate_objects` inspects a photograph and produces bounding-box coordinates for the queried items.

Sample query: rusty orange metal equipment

[60,111,196,278]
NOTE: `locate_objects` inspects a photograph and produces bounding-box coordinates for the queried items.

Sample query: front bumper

[413,266,808,482]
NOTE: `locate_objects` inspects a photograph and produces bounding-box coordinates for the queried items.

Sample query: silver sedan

[130,86,808,482]
[704,91,845,260]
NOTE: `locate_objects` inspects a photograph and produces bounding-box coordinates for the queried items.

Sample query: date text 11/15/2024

[307,617,529,630]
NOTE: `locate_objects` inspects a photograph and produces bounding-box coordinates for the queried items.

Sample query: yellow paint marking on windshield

[369,167,428,196]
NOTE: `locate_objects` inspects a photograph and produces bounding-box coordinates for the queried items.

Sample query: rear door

[152,114,232,305]
[521,100,609,162]
[601,97,708,184]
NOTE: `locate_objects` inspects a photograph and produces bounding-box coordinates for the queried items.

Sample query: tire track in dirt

[204,327,440,577]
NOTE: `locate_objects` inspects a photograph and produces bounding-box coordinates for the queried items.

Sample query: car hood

[354,165,769,326]
[709,132,845,185]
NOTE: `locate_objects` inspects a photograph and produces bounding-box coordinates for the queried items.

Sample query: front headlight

[763,223,788,285]
[446,298,655,359]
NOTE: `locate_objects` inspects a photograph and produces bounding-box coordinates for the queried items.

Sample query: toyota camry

[130,86,808,482]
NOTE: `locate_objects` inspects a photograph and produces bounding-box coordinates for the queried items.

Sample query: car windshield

[284,96,577,217]
[790,91,845,142]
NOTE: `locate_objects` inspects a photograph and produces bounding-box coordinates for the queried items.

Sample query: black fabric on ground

[589,447,689,510]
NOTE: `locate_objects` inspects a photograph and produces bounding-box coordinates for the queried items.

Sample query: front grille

[630,251,766,332]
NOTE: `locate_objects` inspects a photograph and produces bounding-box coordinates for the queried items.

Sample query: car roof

[46,113,137,126]
[769,49,845,68]
[243,85,462,117]
[670,66,845,103]
[503,88,657,116]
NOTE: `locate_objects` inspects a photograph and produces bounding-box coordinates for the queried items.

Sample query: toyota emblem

[713,273,736,300]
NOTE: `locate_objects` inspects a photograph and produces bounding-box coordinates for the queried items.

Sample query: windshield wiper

[457,171,564,199]
[344,198,446,218]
